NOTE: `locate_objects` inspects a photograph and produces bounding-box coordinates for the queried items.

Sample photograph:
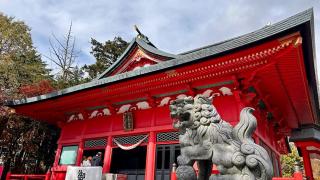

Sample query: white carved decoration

[219,87,233,96]
[117,101,153,114]
[129,106,137,111]
[176,94,187,99]
[212,93,221,97]
[136,101,151,110]
[88,108,112,119]
[103,108,111,115]
[196,87,234,99]
[67,113,84,123]
[89,110,99,119]
[78,113,84,120]
[159,97,171,107]
[67,115,75,123]
[118,104,131,114]
[202,89,213,97]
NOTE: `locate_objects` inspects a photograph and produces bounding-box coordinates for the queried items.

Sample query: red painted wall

[59,95,245,143]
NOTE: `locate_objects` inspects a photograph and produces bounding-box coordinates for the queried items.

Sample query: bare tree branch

[46,22,79,83]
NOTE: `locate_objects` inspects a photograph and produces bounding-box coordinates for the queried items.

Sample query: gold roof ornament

[134,25,147,40]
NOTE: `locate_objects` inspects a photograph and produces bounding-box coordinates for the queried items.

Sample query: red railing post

[293,163,303,180]
[293,172,303,180]
[45,170,51,180]
[171,163,177,180]
[0,165,4,178]
[5,171,11,180]
[301,148,314,180]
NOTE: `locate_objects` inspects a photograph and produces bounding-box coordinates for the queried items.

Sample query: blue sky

[0,0,319,72]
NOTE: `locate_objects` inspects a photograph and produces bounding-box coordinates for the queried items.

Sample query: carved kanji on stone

[77,170,86,180]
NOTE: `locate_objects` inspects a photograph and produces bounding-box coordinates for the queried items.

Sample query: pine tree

[0,12,58,178]
[83,37,128,79]
[0,13,52,101]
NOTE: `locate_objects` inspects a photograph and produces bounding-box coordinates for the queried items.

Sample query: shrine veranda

[6,9,320,180]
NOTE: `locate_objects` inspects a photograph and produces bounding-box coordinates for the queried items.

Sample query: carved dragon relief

[169,95,273,180]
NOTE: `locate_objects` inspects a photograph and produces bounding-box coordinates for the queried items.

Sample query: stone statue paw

[209,174,254,180]
[176,165,197,180]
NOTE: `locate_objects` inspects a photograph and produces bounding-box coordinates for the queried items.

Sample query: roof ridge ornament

[134,25,149,41]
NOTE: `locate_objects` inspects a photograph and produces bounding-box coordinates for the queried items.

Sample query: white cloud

[0,0,319,71]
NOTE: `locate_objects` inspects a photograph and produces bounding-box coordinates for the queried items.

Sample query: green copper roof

[95,35,180,79]
[6,8,316,106]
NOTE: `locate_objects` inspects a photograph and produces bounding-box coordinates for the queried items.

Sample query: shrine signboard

[123,112,134,131]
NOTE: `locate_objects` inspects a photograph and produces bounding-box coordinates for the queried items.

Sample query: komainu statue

[169,95,273,180]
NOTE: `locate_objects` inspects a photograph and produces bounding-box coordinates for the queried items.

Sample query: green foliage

[0,11,129,176]
[280,144,303,177]
[83,37,128,79]
[0,13,52,101]
[0,12,58,177]
[0,114,59,174]
[53,65,88,89]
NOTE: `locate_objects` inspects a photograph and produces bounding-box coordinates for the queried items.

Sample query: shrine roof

[6,8,316,106]
[290,125,320,142]
[95,34,180,79]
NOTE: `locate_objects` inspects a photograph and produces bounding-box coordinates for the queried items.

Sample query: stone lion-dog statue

[169,95,273,180]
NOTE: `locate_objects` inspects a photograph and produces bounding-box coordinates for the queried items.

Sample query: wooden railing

[5,171,51,180]
[6,166,304,180]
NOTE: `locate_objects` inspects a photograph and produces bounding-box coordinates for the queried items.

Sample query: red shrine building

[6,9,320,180]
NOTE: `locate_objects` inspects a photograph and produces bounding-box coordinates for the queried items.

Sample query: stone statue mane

[170,95,273,180]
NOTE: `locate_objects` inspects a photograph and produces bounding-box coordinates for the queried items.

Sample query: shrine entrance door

[155,144,180,180]
[110,146,147,180]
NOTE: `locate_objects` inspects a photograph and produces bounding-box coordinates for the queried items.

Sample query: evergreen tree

[0,12,58,178]
[0,13,52,101]
[83,37,128,79]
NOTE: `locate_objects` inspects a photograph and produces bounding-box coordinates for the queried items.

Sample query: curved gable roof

[96,35,180,79]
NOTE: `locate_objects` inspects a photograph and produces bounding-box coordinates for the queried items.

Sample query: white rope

[113,135,149,150]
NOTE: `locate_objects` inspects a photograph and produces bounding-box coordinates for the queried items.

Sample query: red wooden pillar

[252,133,260,144]
[0,165,3,179]
[103,136,113,173]
[301,147,314,180]
[145,132,156,180]
[233,90,245,123]
[53,144,62,167]
[293,171,303,180]
[76,141,84,166]
[5,171,11,180]
[233,90,245,109]
[45,170,51,180]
